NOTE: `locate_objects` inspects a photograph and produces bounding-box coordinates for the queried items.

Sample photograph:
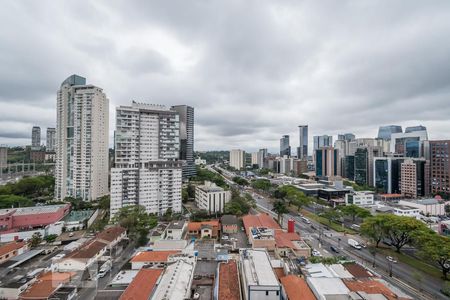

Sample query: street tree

[321,209,342,225]
[273,200,288,225]
[28,232,43,248]
[251,179,272,192]
[111,205,157,245]
[416,233,450,280]
[340,204,371,222]
[360,215,386,247]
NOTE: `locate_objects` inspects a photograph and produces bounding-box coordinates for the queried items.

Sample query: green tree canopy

[28,232,43,248]
[415,233,450,280]
[0,194,34,209]
[232,176,249,186]
[273,200,288,225]
[111,205,157,245]
[340,204,371,221]
[321,209,342,225]
[251,179,273,192]
[360,214,387,247]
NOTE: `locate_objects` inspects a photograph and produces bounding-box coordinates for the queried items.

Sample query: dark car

[330,246,340,253]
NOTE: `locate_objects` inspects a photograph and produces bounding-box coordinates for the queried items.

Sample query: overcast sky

[1,1,450,152]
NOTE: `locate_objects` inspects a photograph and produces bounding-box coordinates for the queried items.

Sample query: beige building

[400,159,418,198]
[251,152,258,166]
[195,181,231,214]
[229,149,245,170]
[55,75,109,201]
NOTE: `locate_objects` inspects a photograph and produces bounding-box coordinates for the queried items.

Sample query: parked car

[312,249,322,257]
[386,256,398,263]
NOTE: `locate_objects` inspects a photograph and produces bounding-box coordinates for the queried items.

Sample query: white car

[312,250,322,257]
[386,256,397,263]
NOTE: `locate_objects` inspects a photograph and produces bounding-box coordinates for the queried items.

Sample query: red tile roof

[218,260,240,300]
[96,226,126,243]
[242,213,280,233]
[130,251,179,263]
[274,230,301,249]
[0,241,26,257]
[280,275,316,300]
[120,268,163,300]
[187,220,220,232]
[66,240,106,259]
[343,278,410,300]
[19,272,74,300]
[343,263,374,278]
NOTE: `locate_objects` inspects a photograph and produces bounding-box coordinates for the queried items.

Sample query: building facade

[31,126,41,148]
[195,181,231,214]
[229,149,245,170]
[400,158,427,198]
[429,140,450,198]
[0,146,7,168]
[54,75,109,201]
[345,191,374,206]
[297,125,308,159]
[315,147,338,178]
[171,105,195,179]
[46,127,56,152]
[257,148,268,169]
[111,102,182,216]
[280,135,291,157]
[377,125,402,140]
[313,135,333,151]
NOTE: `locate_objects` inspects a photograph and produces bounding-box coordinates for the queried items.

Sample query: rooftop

[221,215,238,225]
[0,204,69,216]
[119,268,163,300]
[274,230,307,250]
[19,272,74,300]
[0,241,26,257]
[167,220,186,230]
[306,277,350,299]
[63,210,94,222]
[96,226,126,243]
[402,198,443,205]
[328,264,354,279]
[111,270,140,286]
[343,278,411,300]
[197,181,225,192]
[131,250,179,263]
[240,249,279,287]
[218,260,240,300]
[343,263,374,278]
[280,275,316,300]
[303,263,335,278]
[242,213,280,233]
[187,220,219,232]
[65,240,106,259]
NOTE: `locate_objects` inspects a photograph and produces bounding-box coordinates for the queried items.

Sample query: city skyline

[1,1,450,151]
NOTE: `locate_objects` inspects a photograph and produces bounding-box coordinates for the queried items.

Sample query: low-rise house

[399,198,449,216]
[55,240,107,271]
[130,250,179,269]
[221,215,239,234]
[119,268,163,300]
[187,220,220,239]
[274,230,311,258]
[165,220,187,240]
[345,191,374,207]
[343,278,412,300]
[242,214,281,249]
[96,226,127,248]
[306,277,350,300]
[19,272,74,300]
[0,275,36,300]
[239,249,281,300]
[0,241,27,264]
[280,275,316,300]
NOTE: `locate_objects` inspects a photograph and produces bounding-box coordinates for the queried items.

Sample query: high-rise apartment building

[31,126,41,148]
[429,140,450,197]
[251,152,258,166]
[315,147,338,178]
[171,105,195,179]
[297,125,308,159]
[257,148,268,169]
[46,127,56,152]
[280,135,291,157]
[400,158,427,198]
[229,149,245,170]
[0,146,7,169]
[313,135,333,151]
[110,102,182,216]
[377,125,402,140]
[55,75,109,201]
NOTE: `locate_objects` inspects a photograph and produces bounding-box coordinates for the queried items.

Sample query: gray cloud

[1,0,450,152]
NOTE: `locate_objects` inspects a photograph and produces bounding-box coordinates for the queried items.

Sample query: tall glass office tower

[377,125,402,140]
[297,125,308,159]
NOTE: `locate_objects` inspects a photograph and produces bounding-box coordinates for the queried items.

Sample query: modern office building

[354,148,369,185]
[374,157,405,194]
[377,125,402,140]
[54,75,109,201]
[171,105,195,179]
[429,140,450,197]
[297,125,308,159]
[338,133,355,141]
[229,149,245,170]
[280,135,291,157]
[400,158,428,198]
[110,102,182,216]
[46,127,56,152]
[315,147,338,178]
[405,125,427,133]
[344,155,355,180]
[313,135,333,151]
[334,139,347,177]
[31,126,41,148]
[390,129,428,157]
[195,181,231,214]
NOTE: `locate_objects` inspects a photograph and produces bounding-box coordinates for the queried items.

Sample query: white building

[306,277,350,300]
[195,181,231,214]
[230,149,245,170]
[165,220,187,240]
[195,157,206,165]
[251,152,258,166]
[55,75,109,201]
[399,199,449,216]
[345,191,374,206]
[239,249,281,300]
[110,102,182,217]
